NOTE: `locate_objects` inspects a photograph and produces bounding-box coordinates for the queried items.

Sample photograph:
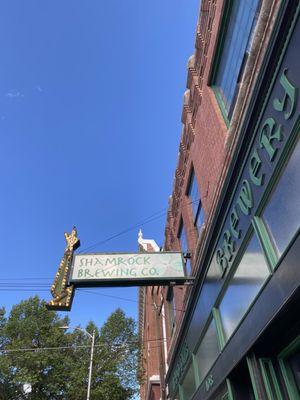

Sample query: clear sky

[0,0,199,329]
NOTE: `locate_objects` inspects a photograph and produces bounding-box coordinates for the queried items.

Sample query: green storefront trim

[278,335,300,399]
[252,216,278,271]
[259,358,283,400]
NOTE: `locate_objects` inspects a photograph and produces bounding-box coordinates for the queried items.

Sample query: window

[180,362,196,400]
[187,168,204,231]
[178,219,191,275]
[178,218,188,252]
[218,233,270,342]
[212,0,260,121]
[286,351,300,394]
[195,320,220,384]
[259,359,283,400]
[279,336,300,399]
[167,287,176,335]
[201,254,223,312]
[204,380,233,400]
[261,138,300,260]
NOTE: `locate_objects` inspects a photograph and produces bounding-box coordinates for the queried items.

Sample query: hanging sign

[70,252,186,286]
[47,228,187,311]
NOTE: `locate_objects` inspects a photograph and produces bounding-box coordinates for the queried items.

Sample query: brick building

[139,0,300,399]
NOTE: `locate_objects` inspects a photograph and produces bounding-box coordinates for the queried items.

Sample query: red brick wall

[162,0,229,376]
[165,0,228,265]
[140,0,236,397]
[139,286,162,400]
[139,0,284,397]
[139,241,163,400]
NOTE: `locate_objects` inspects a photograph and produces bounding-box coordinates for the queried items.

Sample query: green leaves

[0,297,139,400]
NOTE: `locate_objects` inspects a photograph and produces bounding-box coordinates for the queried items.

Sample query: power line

[0,289,187,314]
[78,289,187,313]
[0,344,125,353]
[77,197,201,254]
[0,284,187,313]
[78,211,166,254]
[0,337,168,354]
[0,197,201,284]
[78,289,137,303]
[0,278,52,281]
[0,284,50,287]
[0,197,201,304]
[0,288,50,293]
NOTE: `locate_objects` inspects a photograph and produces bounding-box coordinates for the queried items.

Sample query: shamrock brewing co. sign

[70,252,186,286]
[46,227,187,311]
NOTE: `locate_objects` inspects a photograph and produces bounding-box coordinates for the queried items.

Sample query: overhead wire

[0,278,52,281]
[77,209,167,254]
[77,196,201,253]
[77,289,187,313]
[0,197,200,311]
[0,199,200,365]
[0,336,168,354]
[0,286,187,313]
[0,196,200,285]
[0,284,187,312]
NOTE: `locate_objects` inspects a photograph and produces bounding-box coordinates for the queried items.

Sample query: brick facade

[138,0,286,399]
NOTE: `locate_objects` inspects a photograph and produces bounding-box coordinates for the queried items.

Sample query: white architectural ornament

[137,229,160,252]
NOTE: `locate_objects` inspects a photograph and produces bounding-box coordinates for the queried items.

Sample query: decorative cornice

[165,0,217,243]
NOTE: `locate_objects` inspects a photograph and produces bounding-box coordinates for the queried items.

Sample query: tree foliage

[0,296,139,400]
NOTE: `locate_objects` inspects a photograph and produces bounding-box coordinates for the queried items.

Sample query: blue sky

[0,0,199,328]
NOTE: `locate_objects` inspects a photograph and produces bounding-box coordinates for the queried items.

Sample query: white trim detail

[138,229,160,252]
